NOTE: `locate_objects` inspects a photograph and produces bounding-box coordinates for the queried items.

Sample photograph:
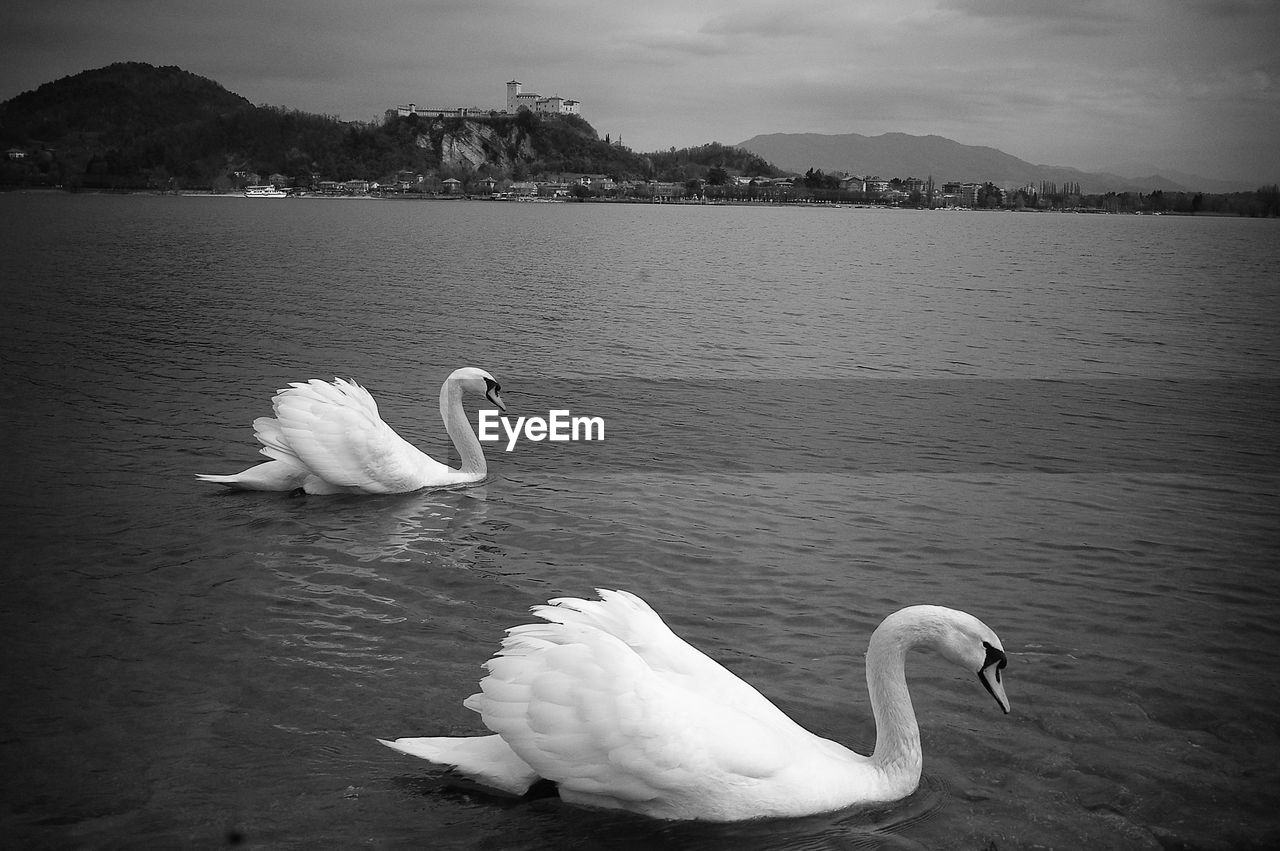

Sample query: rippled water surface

[2,193,1279,849]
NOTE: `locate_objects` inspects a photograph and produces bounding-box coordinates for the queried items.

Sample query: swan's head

[449,367,506,412]
[885,605,1010,715]
[933,607,1010,715]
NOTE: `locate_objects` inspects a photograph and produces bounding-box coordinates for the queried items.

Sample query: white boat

[244,185,288,198]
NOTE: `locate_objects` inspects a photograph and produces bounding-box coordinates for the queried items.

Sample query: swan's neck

[865,618,924,792]
[440,380,486,477]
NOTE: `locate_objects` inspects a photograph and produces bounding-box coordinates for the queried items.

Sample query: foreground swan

[196,367,504,495]
[380,589,1010,821]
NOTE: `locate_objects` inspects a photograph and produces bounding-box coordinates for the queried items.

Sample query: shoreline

[0,186,1248,215]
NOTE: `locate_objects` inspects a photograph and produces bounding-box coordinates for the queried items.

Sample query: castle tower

[506,80,522,114]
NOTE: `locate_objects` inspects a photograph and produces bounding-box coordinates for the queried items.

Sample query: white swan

[380,589,1010,821]
[196,367,504,495]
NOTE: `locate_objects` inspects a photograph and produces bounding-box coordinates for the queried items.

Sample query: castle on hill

[394,79,580,120]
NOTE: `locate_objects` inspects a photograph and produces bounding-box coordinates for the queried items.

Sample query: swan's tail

[194,460,308,491]
[194,473,242,487]
[378,734,539,795]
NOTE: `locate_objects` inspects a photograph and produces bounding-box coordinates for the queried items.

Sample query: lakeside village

[6,66,1275,214]
[13,76,1238,214]
[213,78,1075,210]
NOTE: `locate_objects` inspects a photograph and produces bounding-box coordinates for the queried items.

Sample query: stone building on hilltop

[393,78,580,120]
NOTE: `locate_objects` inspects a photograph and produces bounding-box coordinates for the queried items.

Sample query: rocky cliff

[426,118,537,172]
[409,112,651,179]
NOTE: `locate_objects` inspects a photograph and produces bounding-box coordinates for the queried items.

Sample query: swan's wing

[269,378,449,493]
[470,616,796,818]
[533,590,795,727]
[252,415,293,461]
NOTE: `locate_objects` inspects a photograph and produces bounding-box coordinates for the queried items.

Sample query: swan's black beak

[483,378,506,412]
[978,642,1010,714]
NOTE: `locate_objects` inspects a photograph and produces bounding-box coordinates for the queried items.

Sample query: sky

[2,0,1277,184]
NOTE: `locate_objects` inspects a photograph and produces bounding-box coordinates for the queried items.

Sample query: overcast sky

[2,0,1276,183]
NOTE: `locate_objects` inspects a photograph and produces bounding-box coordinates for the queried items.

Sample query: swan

[196,367,504,495]
[379,589,1010,821]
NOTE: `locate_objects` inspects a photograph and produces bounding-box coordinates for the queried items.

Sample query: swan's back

[263,378,449,492]
[462,590,861,820]
[521,591,798,723]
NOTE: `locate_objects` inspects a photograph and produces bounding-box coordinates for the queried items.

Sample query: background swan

[196,367,504,495]
[380,589,1010,821]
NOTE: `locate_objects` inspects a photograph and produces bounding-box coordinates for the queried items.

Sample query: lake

[2,192,1278,849]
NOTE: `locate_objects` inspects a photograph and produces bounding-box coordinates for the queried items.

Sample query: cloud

[0,0,1275,181]
[701,4,847,39]
[943,0,1132,27]
[612,29,732,59]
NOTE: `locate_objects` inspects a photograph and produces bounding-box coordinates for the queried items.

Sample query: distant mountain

[736,132,1246,194]
[1099,161,1254,195]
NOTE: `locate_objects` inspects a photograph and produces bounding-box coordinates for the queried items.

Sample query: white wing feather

[264,378,448,493]
[464,591,806,818]
[532,590,799,727]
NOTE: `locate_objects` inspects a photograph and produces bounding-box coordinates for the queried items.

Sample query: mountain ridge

[736,131,1254,195]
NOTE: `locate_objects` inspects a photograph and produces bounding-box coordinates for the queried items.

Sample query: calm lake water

[2,193,1278,850]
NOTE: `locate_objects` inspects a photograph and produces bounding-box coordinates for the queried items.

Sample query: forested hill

[2,62,253,143]
[0,62,776,191]
[0,62,260,187]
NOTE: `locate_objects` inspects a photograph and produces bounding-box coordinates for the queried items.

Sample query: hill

[639,142,785,183]
[0,62,659,190]
[0,61,253,144]
[0,62,257,187]
[736,131,1249,194]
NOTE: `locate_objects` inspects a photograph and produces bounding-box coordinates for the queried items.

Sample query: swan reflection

[239,486,500,673]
